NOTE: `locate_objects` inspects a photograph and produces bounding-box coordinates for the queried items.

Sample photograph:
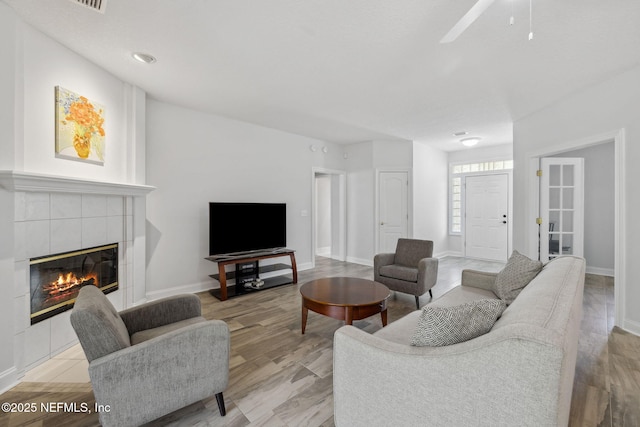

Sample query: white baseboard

[132,297,148,306]
[315,254,346,262]
[585,266,614,277]
[145,280,211,301]
[346,256,373,267]
[297,262,313,271]
[0,367,18,395]
[435,250,463,258]
[621,319,640,337]
[316,246,331,257]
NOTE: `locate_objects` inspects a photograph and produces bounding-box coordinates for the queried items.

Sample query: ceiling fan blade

[440,0,496,43]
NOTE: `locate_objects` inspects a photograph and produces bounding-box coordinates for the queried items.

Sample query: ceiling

[4,0,640,151]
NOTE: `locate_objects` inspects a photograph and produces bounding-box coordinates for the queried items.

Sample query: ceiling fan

[439,0,496,43]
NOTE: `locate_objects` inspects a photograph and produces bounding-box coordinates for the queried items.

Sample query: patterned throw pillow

[493,250,543,304]
[410,299,507,347]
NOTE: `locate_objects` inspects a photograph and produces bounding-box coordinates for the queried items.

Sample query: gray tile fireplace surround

[15,192,130,372]
[0,171,154,381]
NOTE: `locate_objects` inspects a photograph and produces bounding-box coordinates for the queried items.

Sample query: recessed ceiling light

[132,52,156,64]
[460,137,481,147]
[453,131,468,137]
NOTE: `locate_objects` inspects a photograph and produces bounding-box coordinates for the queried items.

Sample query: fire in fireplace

[30,243,118,325]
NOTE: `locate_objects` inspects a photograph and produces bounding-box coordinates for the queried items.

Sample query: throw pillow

[493,250,543,304]
[410,299,507,347]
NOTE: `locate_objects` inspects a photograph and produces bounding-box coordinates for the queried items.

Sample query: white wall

[0,190,14,391]
[513,64,640,334]
[372,140,413,167]
[19,22,132,182]
[330,174,343,258]
[448,143,512,164]
[343,140,414,265]
[0,2,18,391]
[412,142,449,256]
[551,142,614,275]
[344,142,375,265]
[145,99,344,297]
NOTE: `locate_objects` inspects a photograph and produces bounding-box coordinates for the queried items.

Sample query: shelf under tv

[209,275,294,300]
[205,249,297,301]
[208,262,291,281]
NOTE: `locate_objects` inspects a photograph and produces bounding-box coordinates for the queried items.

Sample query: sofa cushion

[374,284,496,345]
[410,299,506,347]
[379,264,418,282]
[493,250,543,304]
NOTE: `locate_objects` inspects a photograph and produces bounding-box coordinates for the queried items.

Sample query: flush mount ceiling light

[461,137,481,147]
[132,52,156,64]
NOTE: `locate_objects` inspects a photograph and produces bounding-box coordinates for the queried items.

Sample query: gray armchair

[374,238,438,309]
[70,285,230,427]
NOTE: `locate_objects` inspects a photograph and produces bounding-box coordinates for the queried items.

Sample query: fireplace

[30,243,119,325]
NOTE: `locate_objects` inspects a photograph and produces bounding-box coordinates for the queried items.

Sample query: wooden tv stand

[205,249,297,301]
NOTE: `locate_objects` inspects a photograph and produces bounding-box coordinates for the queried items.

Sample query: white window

[449,160,513,234]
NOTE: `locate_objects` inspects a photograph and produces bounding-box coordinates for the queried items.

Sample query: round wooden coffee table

[299,277,391,334]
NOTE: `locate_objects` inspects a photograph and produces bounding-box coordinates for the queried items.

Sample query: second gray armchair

[374,238,438,309]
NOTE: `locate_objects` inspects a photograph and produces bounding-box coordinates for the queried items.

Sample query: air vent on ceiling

[70,0,107,13]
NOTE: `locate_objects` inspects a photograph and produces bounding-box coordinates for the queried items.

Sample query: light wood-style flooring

[1,256,638,426]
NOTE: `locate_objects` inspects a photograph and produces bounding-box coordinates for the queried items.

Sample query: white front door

[465,174,509,261]
[378,171,409,253]
[539,157,584,261]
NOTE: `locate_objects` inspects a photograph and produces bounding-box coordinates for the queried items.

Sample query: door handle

[502,221,507,224]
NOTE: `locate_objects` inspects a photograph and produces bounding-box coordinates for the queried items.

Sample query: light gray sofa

[334,255,585,426]
[70,285,230,427]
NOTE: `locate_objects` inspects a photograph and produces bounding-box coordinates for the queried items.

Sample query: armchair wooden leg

[415,295,420,310]
[429,289,433,298]
[215,392,226,416]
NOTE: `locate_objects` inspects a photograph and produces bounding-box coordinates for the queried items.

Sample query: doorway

[526,131,623,327]
[312,168,346,264]
[464,173,509,262]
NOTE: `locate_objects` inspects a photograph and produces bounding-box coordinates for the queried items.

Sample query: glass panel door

[539,158,584,261]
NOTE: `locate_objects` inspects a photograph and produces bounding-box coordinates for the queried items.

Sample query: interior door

[378,171,409,253]
[539,157,584,261]
[465,174,509,261]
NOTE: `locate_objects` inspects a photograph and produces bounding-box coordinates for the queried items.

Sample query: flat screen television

[209,202,287,256]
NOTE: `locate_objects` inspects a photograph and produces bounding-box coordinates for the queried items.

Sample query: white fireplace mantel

[0,170,155,196]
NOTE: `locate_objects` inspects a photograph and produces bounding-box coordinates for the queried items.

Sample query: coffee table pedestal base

[301,299,388,334]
